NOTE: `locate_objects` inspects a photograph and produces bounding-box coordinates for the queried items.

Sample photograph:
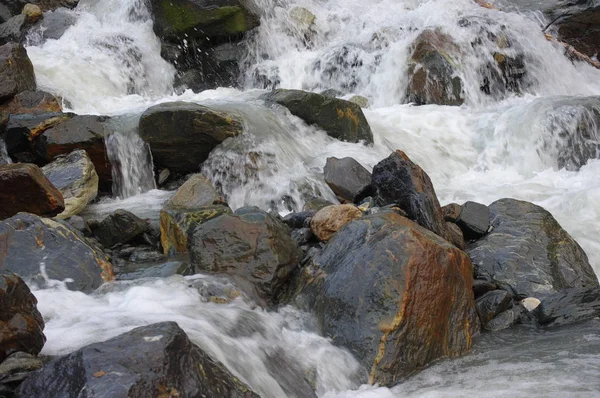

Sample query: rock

[323,157,372,203]
[41,149,98,219]
[160,204,232,255]
[65,214,90,236]
[157,168,169,186]
[0,163,64,219]
[139,102,243,173]
[521,297,541,312]
[16,322,259,398]
[91,209,149,248]
[165,174,222,209]
[371,150,449,239]
[22,3,42,23]
[33,115,112,191]
[0,90,62,114]
[557,6,600,58]
[310,204,363,242]
[483,306,523,332]
[289,6,316,28]
[304,211,478,386]
[466,198,599,298]
[0,43,36,102]
[445,221,465,249]
[302,197,334,212]
[4,113,69,162]
[28,7,76,42]
[406,29,463,106]
[189,207,302,304]
[0,273,45,363]
[475,290,513,324]
[0,352,43,390]
[537,287,600,327]
[262,89,374,144]
[456,201,490,240]
[0,14,28,45]
[348,95,369,108]
[0,213,113,291]
[291,227,312,246]
[473,279,498,298]
[442,202,462,221]
[282,211,314,229]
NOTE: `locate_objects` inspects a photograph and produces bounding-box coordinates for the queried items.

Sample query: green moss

[160,1,253,36]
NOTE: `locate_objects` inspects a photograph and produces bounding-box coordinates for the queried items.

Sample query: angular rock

[189,207,302,303]
[0,213,113,292]
[41,149,98,219]
[372,150,448,239]
[406,29,463,106]
[476,290,513,324]
[304,211,478,386]
[291,227,312,246]
[262,89,374,144]
[0,14,28,45]
[282,211,314,229]
[91,209,149,248]
[521,297,541,312]
[165,173,222,209]
[483,306,523,332]
[0,43,36,102]
[323,156,372,203]
[16,322,259,398]
[442,202,462,221]
[0,90,62,114]
[537,287,600,328]
[139,102,243,173]
[557,6,600,58]
[302,197,334,212]
[445,221,465,249]
[0,273,45,363]
[4,112,69,161]
[65,214,90,236]
[473,279,498,298]
[310,204,363,242]
[0,352,43,391]
[0,163,64,219]
[467,198,599,298]
[456,201,490,240]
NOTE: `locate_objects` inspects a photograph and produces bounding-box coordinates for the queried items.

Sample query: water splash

[0,137,10,165]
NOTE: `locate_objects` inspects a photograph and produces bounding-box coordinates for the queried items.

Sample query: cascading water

[22,0,600,396]
[0,138,10,165]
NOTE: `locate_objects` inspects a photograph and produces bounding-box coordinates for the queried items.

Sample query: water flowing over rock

[16,322,259,398]
[139,101,244,173]
[299,211,478,386]
[0,163,64,219]
[261,89,374,144]
[0,43,35,102]
[467,199,599,298]
[0,272,45,363]
[41,149,98,219]
[0,213,113,292]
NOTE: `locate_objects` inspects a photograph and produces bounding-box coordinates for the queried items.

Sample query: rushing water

[25,0,600,396]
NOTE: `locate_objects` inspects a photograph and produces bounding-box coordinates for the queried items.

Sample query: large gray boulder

[0,43,36,102]
[323,157,371,203]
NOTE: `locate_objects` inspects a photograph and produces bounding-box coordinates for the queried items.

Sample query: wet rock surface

[91,209,149,248]
[0,43,36,102]
[323,156,372,203]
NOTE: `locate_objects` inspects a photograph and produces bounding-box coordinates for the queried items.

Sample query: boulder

[310,204,363,242]
[41,150,98,219]
[303,211,478,386]
[0,90,62,114]
[33,115,112,190]
[0,352,43,394]
[537,287,600,328]
[138,102,243,173]
[323,157,371,203]
[282,211,314,229]
[0,213,113,292]
[91,209,149,248]
[148,0,260,42]
[473,279,498,298]
[165,174,222,209]
[371,150,449,239]
[189,207,302,304]
[0,273,45,363]
[483,306,524,332]
[28,7,76,42]
[445,221,465,249]
[0,43,36,102]
[475,290,513,325]
[445,201,490,241]
[21,3,42,24]
[405,29,463,106]
[4,112,69,162]
[557,6,600,58]
[16,322,259,398]
[466,198,599,298]
[261,89,374,144]
[0,163,64,219]
[0,14,28,45]
[302,197,334,212]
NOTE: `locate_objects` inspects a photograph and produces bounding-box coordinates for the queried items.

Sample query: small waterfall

[0,138,10,165]
[106,131,156,199]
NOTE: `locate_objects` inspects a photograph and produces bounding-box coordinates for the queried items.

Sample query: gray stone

[456,201,490,240]
[476,290,513,325]
[323,156,371,203]
[91,209,149,248]
[0,42,36,102]
[538,287,600,328]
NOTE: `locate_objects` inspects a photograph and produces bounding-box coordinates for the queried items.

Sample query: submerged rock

[467,198,599,298]
[0,273,45,363]
[41,149,98,219]
[139,102,244,173]
[323,156,372,203]
[0,163,64,219]
[16,322,259,398]
[262,89,374,144]
[310,204,363,242]
[0,213,113,292]
[0,43,36,102]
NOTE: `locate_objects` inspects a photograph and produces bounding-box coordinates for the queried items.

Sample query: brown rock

[446,221,465,249]
[557,6,600,59]
[442,202,462,222]
[0,272,45,363]
[0,163,64,219]
[310,204,363,241]
[0,43,36,102]
[0,90,62,114]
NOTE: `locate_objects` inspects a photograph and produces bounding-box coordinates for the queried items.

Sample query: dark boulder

[282,211,314,229]
[450,201,490,241]
[0,163,64,219]
[302,211,478,386]
[0,43,36,102]
[483,306,524,332]
[473,279,498,298]
[557,6,600,58]
[0,213,113,292]
[16,322,259,398]
[323,156,371,203]
[406,29,463,106]
[139,102,243,173]
[371,150,449,240]
[4,112,69,162]
[466,198,598,298]
[0,273,45,363]
[189,207,302,304]
[261,89,374,144]
[0,90,62,114]
[0,14,28,45]
[475,290,513,325]
[91,209,149,248]
[537,287,600,328]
